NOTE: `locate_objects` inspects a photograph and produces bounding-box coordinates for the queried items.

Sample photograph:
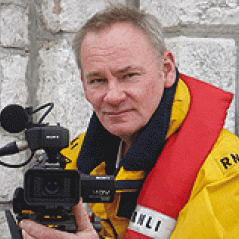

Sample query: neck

[120,132,139,156]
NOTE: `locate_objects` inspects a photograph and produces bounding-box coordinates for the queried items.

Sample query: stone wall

[0,0,238,237]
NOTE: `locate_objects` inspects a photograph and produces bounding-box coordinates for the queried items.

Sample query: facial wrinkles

[83,26,161,95]
[80,23,171,146]
[82,29,154,71]
[83,39,161,112]
[85,46,136,73]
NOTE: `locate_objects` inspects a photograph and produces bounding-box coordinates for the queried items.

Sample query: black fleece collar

[77,70,179,176]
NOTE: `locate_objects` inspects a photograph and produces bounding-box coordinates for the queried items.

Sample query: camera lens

[44,180,60,195]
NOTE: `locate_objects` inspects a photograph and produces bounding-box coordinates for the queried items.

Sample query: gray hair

[72,4,166,69]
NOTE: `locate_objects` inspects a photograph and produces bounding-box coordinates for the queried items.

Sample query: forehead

[80,22,157,71]
[82,22,151,48]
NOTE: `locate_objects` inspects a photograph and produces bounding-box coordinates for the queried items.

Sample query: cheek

[83,89,96,107]
[143,81,164,112]
[84,89,103,112]
[145,81,162,101]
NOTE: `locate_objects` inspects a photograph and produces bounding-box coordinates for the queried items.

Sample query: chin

[106,126,139,139]
[108,130,131,138]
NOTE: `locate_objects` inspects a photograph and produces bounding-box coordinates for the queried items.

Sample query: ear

[162,50,176,88]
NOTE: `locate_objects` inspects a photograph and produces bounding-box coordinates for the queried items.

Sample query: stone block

[0,5,29,47]
[0,146,25,201]
[0,211,11,239]
[40,0,126,33]
[36,39,92,140]
[166,36,236,133]
[0,52,29,201]
[0,0,27,6]
[0,53,29,107]
[141,0,181,27]
[141,0,239,26]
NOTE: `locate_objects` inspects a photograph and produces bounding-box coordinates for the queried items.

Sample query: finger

[72,199,94,232]
[19,220,75,239]
[75,228,99,239]
[22,229,34,239]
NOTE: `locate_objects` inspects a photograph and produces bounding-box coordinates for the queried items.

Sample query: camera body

[23,168,115,207]
[12,126,115,234]
[23,126,81,207]
[22,126,115,207]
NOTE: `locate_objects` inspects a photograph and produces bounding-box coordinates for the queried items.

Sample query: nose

[103,80,126,105]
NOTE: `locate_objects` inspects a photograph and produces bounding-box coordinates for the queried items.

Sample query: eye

[127,73,136,78]
[123,73,138,79]
[88,78,106,85]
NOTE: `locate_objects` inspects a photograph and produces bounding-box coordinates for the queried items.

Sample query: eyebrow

[85,72,102,79]
[85,66,142,79]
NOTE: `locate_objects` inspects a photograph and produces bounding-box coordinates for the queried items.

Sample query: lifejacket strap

[127,205,176,239]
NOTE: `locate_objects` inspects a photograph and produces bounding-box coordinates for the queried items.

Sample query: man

[20,4,239,239]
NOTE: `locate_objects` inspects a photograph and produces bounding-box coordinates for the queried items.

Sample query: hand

[19,199,99,239]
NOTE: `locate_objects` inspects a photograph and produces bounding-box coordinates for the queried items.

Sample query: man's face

[80,22,175,142]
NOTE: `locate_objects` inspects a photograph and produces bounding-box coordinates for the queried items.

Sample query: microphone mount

[0,103,64,168]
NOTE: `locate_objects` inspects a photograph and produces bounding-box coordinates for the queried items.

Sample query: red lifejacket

[124,74,233,239]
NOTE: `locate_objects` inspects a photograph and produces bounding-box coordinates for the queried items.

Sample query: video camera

[0,103,115,238]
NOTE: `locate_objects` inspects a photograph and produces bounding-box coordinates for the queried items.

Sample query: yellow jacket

[62,79,239,238]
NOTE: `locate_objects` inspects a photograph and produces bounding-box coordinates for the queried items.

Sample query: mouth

[103,109,133,116]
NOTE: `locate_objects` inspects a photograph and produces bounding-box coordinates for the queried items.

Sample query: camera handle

[11,187,78,234]
[5,210,22,239]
